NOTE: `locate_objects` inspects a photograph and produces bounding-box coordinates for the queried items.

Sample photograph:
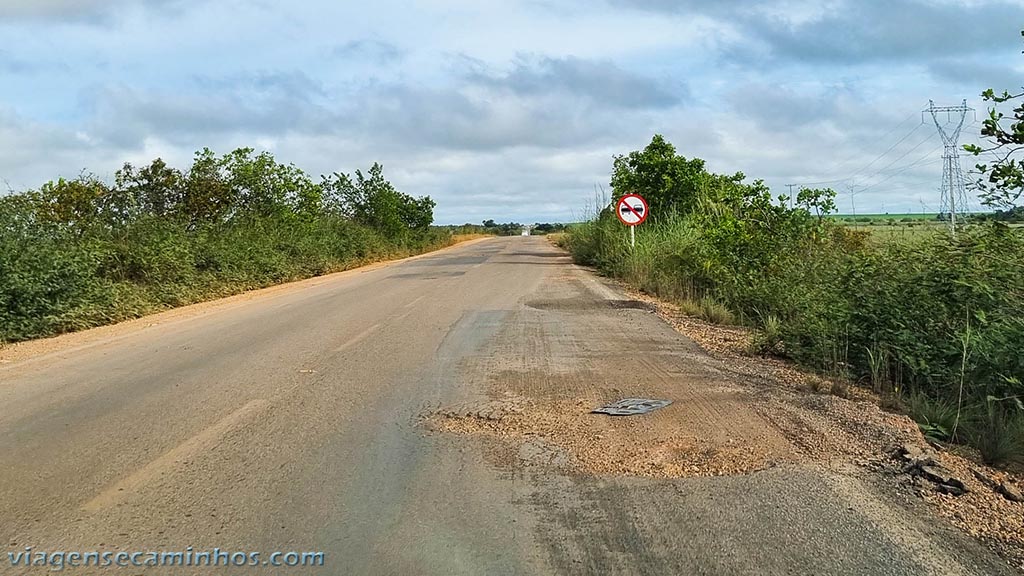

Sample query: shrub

[967,400,1024,466]
[0,149,444,342]
[750,314,784,356]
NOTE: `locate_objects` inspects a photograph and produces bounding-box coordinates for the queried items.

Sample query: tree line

[0,148,444,342]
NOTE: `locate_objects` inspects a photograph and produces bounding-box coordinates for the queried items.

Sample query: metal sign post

[615,194,649,248]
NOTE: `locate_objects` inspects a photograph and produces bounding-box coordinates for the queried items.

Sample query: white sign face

[616,194,649,226]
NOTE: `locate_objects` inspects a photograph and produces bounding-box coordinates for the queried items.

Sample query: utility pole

[846,182,863,230]
[924,99,974,235]
[786,184,796,209]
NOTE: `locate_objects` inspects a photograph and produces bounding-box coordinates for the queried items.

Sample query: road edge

[0,235,497,367]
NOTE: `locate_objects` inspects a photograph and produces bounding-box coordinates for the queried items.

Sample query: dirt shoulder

[642,290,1024,571]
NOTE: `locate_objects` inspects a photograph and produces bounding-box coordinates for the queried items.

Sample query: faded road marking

[402,295,427,309]
[334,324,382,352]
[81,399,271,512]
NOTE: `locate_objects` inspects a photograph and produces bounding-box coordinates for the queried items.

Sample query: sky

[1,0,1022,224]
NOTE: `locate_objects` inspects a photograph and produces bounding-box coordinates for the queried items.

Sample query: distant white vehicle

[521,229,530,236]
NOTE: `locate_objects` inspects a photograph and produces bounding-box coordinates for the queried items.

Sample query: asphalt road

[0,236,1015,575]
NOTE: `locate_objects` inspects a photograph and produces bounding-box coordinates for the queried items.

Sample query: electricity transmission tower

[924,100,974,234]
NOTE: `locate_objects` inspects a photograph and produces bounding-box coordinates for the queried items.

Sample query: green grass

[969,401,1024,467]
[857,224,947,244]
[907,390,960,442]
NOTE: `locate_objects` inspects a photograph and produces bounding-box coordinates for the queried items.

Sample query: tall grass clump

[563,134,1024,466]
[969,398,1024,466]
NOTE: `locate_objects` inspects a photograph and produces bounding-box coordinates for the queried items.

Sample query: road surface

[0,237,1014,575]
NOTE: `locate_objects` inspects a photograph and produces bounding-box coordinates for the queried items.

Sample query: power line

[857,143,945,194]
[817,111,921,174]
[857,131,938,187]
[848,122,927,180]
[789,121,926,189]
[787,112,924,189]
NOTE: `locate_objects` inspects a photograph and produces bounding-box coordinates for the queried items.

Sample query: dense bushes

[563,135,1024,466]
[0,148,450,342]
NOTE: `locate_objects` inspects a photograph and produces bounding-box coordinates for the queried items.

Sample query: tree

[796,187,837,222]
[34,175,109,236]
[964,30,1024,209]
[322,163,433,237]
[610,134,739,219]
[181,148,233,226]
[113,158,184,220]
[399,195,436,231]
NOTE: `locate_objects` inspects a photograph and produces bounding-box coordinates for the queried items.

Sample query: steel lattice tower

[925,100,974,234]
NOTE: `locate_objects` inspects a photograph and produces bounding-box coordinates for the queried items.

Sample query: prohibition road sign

[616,194,649,226]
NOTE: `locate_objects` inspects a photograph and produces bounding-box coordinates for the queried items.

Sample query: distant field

[857,224,946,243]
[831,214,951,244]
[832,213,941,222]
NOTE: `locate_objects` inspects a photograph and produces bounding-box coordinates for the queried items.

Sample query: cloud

[193,71,328,101]
[0,51,36,74]
[0,107,122,189]
[928,58,1023,91]
[726,82,861,131]
[0,0,186,22]
[467,55,686,109]
[0,0,1017,222]
[329,40,405,64]
[84,77,338,149]
[339,55,685,152]
[612,0,1024,65]
[749,0,1024,64]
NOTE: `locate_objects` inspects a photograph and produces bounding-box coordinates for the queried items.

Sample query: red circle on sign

[615,194,649,226]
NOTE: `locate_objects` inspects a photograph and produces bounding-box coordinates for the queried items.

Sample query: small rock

[935,483,967,497]
[997,482,1023,503]
[970,468,998,489]
[899,443,925,460]
[919,465,967,493]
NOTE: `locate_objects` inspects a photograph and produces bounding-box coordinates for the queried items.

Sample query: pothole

[606,299,656,312]
[524,299,654,312]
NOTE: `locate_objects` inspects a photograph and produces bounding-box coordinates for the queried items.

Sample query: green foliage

[907,390,959,442]
[796,187,837,221]
[564,134,1024,467]
[323,163,435,239]
[481,220,525,236]
[611,134,745,219]
[0,148,445,343]
[750,313,784,356]
[964,30,1024,209]
[969,398,1024,466]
